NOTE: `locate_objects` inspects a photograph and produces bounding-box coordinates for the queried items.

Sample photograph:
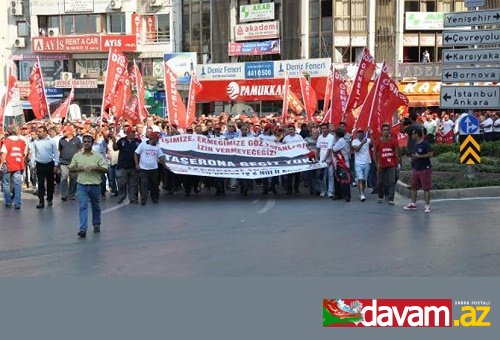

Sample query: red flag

[186,72,203,127]
[288,91,305,114]
[328,69,349,128]
[112,69,131,123]
[51,87,74,120]
[281,73,290,124]
[299,73,318,122]
[1,61,18,125]
[123,96,141,125]
[344,48,376,115]
[164,62,187,128]
[322,67,333,114]
[131,61,148,121]
[102,48,128,115]
[354,63,408,139]
[28,61,49,120]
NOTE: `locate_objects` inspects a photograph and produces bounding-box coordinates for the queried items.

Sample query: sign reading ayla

[239,2,275,23]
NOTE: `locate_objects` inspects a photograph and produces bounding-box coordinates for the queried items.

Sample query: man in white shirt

[134,132,166,205]
[494,112,500,141]
[351,129,371,201]
[481,112,495,141]
[316,123,334,197]
[282,124,304,194]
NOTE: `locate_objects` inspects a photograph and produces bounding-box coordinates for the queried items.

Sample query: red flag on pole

[164,62,188,129]
[131,60,149,121]
[344,48,376,115]
[51,87,74,120]
[288,91,305,114]
[299,73,318,122]
[281,72,290,124]
[322,67,333,114]
[28,61,50,120]
[326,69,349,127]
[186,72,203,127]
[101,48,128,117]
[123,96,141,125]
[112,69,131,123]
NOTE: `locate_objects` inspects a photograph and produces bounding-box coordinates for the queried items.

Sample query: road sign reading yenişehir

[442,67,500,83]
[459,114,480,135]
[440,86,500,109]
[459,135,481,165]
[442,29,500,47]
[444,9,500,28]
[442,48,500,64]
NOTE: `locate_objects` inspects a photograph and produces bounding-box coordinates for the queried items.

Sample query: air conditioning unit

[48,27,59,37]
[14,37,25,47]
[110,0,122,9]
[150,0,162,7]
[61,72,73,81]
[11,1,23,16]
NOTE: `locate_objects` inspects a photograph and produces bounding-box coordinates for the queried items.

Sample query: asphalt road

[1,185,499,276]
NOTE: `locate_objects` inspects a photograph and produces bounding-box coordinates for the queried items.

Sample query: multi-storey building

[4,0,500,118]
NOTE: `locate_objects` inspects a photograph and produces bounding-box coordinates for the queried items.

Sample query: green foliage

[481,141,500,158]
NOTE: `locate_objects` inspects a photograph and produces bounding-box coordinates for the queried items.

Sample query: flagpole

[37,57,52,122]
[101,48,112,120]
[134,59,142,121]
[163,61,169,121]
[186,71,194,126]
[1,62,9,128]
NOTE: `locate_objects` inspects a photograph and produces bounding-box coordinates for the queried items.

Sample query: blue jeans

[108,165,118,194]
[77,183,101,231]
[3,171,23,207]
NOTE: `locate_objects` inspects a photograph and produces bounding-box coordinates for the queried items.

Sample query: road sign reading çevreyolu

[444,9,500,28]
[442,67,500,83]
[442,29,500,47]
[440,86,500,109]
[442,48,500,64]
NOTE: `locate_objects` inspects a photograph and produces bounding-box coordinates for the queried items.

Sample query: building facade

[4,0,500,117]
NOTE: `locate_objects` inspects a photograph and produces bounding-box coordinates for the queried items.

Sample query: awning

[406,95,440,107]
[21,98,64,110]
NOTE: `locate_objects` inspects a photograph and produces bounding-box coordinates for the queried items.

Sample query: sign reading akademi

[444,9,500,28]
[440,86,500,109]
[443,29,500,47]
[442,48,500,64]
[442,67,500,83]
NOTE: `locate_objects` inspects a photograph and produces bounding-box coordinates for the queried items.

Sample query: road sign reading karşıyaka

[442,48,500,64]
[442,67,500,83]
[459,114,480,135]
[444,9,500,27]
[459,135,481,165]
[442,29,500,47]
[440,86,500,109]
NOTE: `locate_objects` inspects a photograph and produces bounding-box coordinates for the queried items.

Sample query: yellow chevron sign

[459,135,481,164]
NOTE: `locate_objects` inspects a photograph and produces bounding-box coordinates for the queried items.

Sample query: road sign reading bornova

[442,48,500,64]
[440,86,500,109]
[443,29,500,47]
[444,9,500,28]
[442,67,500,83]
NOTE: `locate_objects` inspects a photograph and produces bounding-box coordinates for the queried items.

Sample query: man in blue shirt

[32,125,59,208]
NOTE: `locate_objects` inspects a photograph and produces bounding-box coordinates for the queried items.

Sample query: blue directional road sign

[459,114,480,135]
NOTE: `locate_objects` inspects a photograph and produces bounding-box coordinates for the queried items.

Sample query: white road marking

[431,196,500,203]
[102,203,129,214]
[257,198,275,214]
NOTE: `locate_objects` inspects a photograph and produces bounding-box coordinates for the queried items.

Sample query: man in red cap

[134,131,166,205]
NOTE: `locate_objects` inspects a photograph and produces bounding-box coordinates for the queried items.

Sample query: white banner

[160,135,327,179]
[235,21,280,41]
[239,3,275,23]
[196,63,245,80]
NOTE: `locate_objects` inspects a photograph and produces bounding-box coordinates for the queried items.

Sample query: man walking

[372,123,399,205]
[59,126,82,201]
[351,129,371,201]
[33,125,59,208]
[316,123,334,198]
[404,128,434,213]
[70,134,109,238]
[112,126,141,204]
[134,132,166,205]
[1,126,27,209]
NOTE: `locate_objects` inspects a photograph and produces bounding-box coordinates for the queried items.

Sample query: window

[75,15,87,34]
[109,13,125,34]
[63,16,74,34]
[17,22,29,37]
[75,60,107,79]
[156,14,170,42]
[421,0,436,11]
[405,0,419,11]
[437,0,453,12]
